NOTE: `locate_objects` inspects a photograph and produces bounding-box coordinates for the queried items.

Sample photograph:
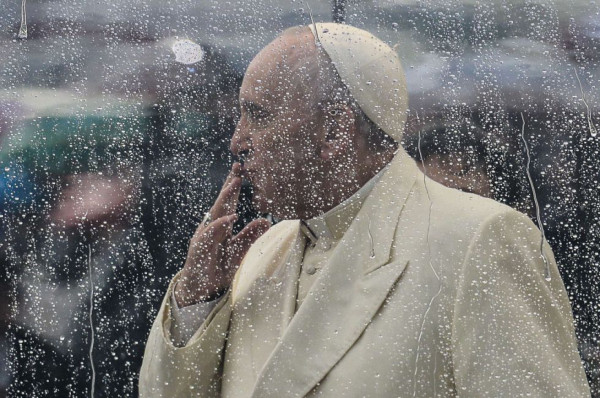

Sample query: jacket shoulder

[405,176,542,265]
[424,176,526,231]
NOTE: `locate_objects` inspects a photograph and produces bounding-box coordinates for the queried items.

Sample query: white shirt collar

[302,164,389,249]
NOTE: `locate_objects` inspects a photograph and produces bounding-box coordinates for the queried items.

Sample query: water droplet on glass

[17,0,27,39]
[172,39,204,65]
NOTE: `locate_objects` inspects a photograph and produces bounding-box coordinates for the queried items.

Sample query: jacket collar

[251,148,420,397]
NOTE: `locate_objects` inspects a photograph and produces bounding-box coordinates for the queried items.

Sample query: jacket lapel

[251,150,420,397]
[225,221,305,396]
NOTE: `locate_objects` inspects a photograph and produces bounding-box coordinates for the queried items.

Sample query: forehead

[240,32,317,104]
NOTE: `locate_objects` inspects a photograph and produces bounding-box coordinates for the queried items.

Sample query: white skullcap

[307,23,408,143]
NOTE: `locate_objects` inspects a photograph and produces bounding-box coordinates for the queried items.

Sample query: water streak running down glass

[17,0,27,39]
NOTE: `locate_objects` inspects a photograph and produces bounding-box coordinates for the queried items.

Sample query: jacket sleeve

[452,209,591,397]
[170,286,222,347]
[139,272,232,397]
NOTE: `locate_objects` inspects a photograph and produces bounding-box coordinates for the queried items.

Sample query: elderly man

[139,24,590,397]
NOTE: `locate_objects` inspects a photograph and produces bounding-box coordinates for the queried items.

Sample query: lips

[239,158,255,174]
[239,163,257,186]
[240,164,251,177]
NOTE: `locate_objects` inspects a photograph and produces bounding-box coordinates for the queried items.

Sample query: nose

[230,121,252,159]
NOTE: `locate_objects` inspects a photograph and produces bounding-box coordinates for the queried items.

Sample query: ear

[320,104,357,161]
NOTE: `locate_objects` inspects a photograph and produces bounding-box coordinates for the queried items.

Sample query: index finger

[210,163,243,219]
[221,162,242,188]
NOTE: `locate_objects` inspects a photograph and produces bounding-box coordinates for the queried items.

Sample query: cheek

[253,118,322,179]
[254,127,295,165]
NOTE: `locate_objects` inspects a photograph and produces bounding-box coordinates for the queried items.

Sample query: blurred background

[0,0,598,396]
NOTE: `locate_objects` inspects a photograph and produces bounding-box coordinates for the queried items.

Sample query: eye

[249,108,270,121]
[243,102,271,122]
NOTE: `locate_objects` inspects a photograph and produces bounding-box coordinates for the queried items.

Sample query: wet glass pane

[1,0,598,396]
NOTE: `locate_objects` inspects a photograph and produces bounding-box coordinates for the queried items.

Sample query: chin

[253,194,291,220]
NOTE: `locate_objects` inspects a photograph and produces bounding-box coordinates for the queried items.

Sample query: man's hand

[175,163,271,307]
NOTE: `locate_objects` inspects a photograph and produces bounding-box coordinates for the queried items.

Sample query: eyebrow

[241,100,271,118]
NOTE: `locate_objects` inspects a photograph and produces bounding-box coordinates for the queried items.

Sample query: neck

[291,148,394,220]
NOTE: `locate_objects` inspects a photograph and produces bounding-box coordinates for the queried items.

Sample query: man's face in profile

[230,32,327,219]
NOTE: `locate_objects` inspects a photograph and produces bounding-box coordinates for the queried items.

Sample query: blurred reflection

[2,42,245,396]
